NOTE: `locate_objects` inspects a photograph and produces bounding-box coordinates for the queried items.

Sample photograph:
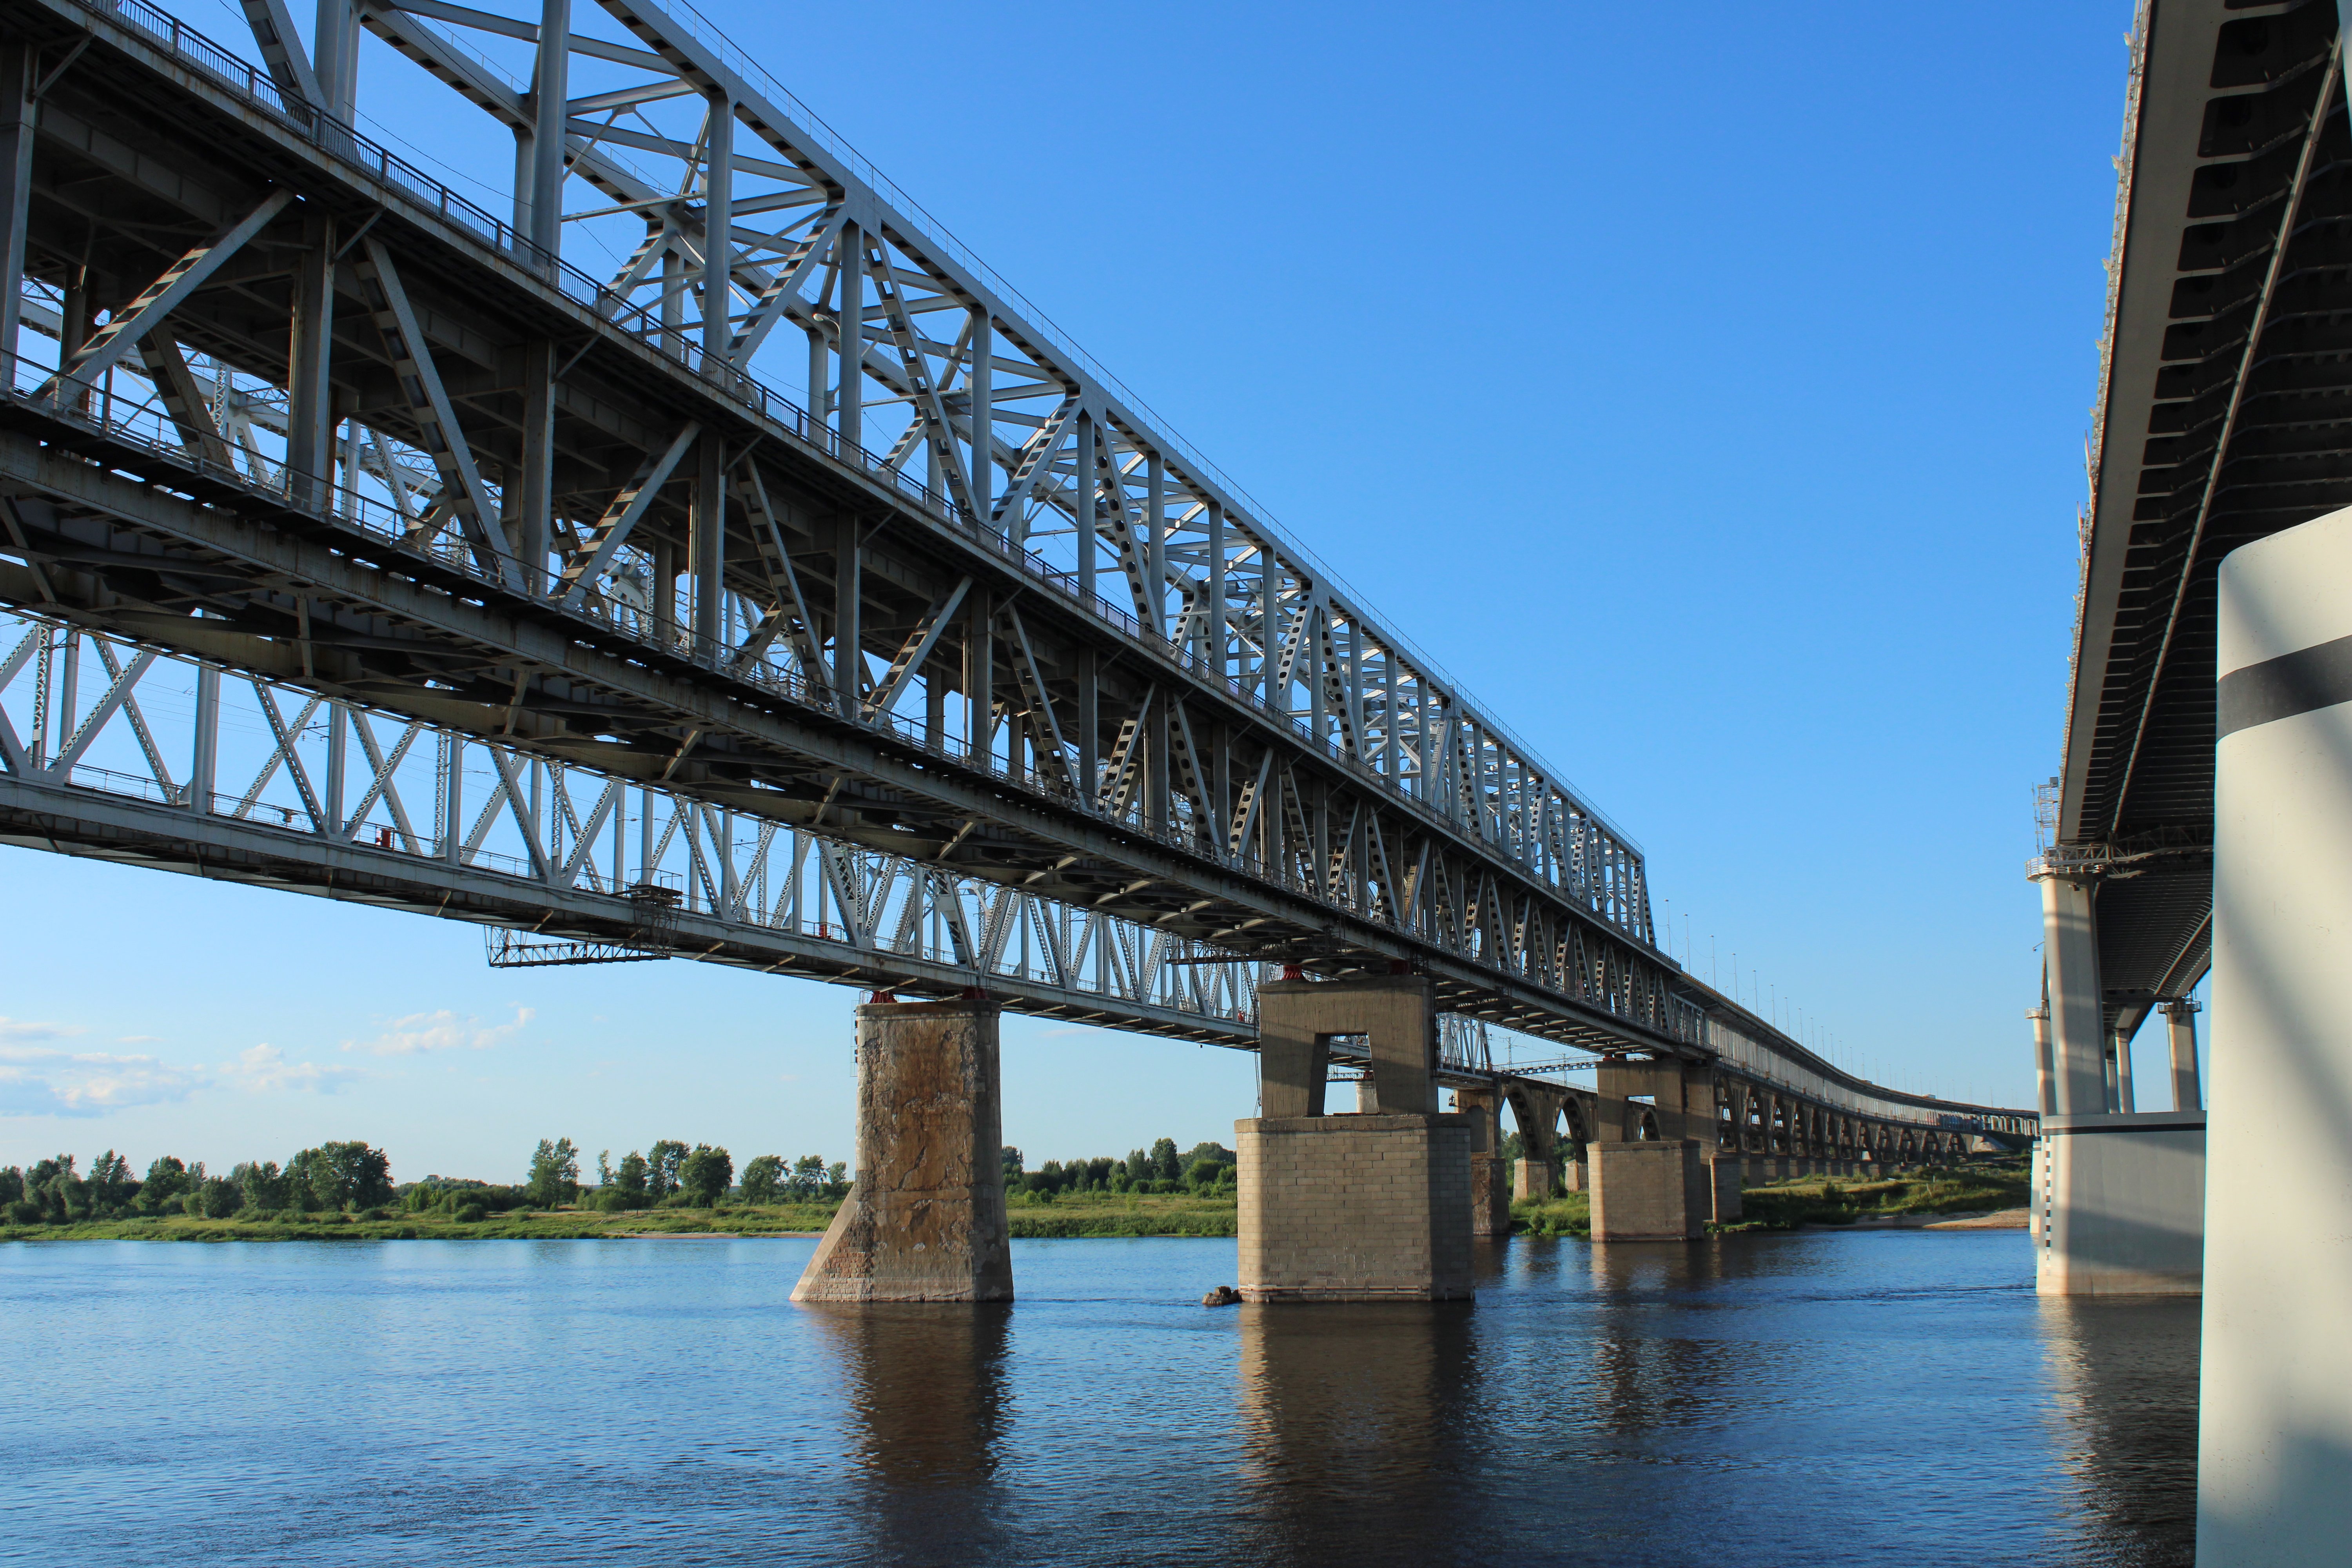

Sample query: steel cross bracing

[0,0,2038,1127]
[0,610,2017,1131]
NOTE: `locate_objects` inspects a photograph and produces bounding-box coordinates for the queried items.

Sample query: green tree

[190,1175,240,1218]
[614,1151,650,1205]
[140,1155,192,1213]
[1002,1146,1025,1178]
[646,1140,689,1200]
[740,1154,785,1203]
[1150,1137,1181,1182]
[290,1142,393,1211]
[87,1151,136,1216]
[791,1154,829,1196]
[678,1144,733,1205]
[526,1137,581,1207]
[232,1161,287,1210]
[1181,1141,1235,1170]
[826,1161,847,1193]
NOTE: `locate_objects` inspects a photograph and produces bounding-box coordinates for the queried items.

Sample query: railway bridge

[0,0,2025,1301]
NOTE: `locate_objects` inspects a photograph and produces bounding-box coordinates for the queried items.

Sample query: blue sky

[0,1,2129,1178]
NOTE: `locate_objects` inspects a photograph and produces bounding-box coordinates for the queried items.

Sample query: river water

[1,1230,2194,1567]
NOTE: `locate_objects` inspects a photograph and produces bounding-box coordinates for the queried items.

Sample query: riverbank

[0,1191,1245,1243]
[1511,1165,2031,1238]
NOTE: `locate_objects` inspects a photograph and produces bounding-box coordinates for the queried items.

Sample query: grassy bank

[0,1191,1245,1243]
[1723,1166,2029,1232]
[1508,1164,2029,1239]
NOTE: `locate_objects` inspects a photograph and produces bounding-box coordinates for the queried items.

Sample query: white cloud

[341,1005,534,1058]
[0,1045,202,1116]
[0,1016,84,1043]
[219,1044,360,1094]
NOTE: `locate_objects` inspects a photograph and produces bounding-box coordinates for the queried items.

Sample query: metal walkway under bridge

[0,0,2029,1151]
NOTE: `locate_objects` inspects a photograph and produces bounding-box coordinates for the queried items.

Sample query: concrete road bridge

[0,0,2023,1290]
[2042,1,2352,1557]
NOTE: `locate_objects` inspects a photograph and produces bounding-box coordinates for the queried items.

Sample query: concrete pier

[1588,1139,1708,1240]
[792,999,1013,1303]
[1237,975,1474,1302]
[1454,1087,1511,1238]
[2199,507,2352,1562]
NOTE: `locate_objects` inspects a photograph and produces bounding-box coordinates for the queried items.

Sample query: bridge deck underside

[2071,0,2349,1034]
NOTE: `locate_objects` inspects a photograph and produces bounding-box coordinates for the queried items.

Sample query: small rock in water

[1200,1284,1241,1307]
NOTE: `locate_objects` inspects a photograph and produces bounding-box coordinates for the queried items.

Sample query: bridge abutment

[792,999,1014,1305]
[1237,976,1474,1302]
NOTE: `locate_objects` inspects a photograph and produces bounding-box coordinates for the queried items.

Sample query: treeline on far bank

[1004,1138,1236,1201]
[1,1136,849,1228]
[4,1133,1253,1237]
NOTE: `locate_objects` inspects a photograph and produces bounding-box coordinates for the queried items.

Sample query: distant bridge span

[0,0,2027,1150]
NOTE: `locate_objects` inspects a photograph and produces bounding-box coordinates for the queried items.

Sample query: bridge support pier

[2031,859,2205,1297]
[1236,976,1473,1302]
[1454,1087,1511,1238]
[792,999,1013,1304]
[1513,1157,1553,1201]
[1588,1139,1708,1241]
[2199,510,2352,1561]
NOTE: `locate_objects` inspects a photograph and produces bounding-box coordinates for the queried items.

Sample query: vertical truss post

[529,0,569,263]
[0,44,30,368]
[833,514,861,713]
[516,338,555,587]
[189,659,218,812]
[1077,646,1098,801]
[1144,446,1165,637]
[836,221,861,454]
[691,433,724,649]
[964,583,991,757]
[1075,410,1096,606]
[286,205,336,511]
[325,701,347,835]
[967,307,993,521]
[1205,499,1225,679]
[1383,643,1399,783]
[701,87,731,364]
[314,0,359,120]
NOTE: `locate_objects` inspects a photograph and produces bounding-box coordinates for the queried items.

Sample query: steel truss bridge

[0,0,2027,1142]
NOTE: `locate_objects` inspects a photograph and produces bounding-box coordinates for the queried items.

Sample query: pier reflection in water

[4,1232,2195,1566]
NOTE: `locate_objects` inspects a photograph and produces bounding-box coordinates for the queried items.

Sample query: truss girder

[0,0,2038,1119]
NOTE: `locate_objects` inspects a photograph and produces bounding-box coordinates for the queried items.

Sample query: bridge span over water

[0,0,2024,1219]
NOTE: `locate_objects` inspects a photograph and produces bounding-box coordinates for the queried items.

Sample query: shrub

[454,1202,487,1224]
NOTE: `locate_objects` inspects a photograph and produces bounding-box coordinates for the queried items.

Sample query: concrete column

[792,999,1012,1303]
[2163,1000,2202,1112]
[2030,1004,2055,1116]
[2200,505,2352,1562]
[1589,1140,1707,1241]
[2039,872,2107,1114]
[2114,1024,2137,1112]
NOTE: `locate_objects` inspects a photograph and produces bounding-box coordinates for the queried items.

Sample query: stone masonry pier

[1237,975,1474,1302]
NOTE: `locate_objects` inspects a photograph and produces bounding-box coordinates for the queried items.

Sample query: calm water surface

[0,1231,2194,1566]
